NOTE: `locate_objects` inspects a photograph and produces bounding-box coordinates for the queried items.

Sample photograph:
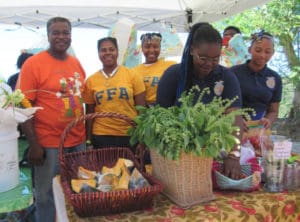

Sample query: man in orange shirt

[18,17,86,222]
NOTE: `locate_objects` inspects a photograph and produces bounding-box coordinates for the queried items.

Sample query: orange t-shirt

[18,51,86,148]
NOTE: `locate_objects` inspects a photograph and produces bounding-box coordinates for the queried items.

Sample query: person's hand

[259,117,271,129]
[223,156,243,180]
[28,143,45,166]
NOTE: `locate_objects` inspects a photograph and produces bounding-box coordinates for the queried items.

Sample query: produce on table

[70,158,149,193]
[78,166,96,180]
[71,179,97,193]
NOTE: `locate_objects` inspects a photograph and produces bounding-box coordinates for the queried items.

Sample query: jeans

[33,143,85,222]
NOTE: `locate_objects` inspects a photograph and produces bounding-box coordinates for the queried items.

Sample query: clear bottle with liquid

[284,162,299,190]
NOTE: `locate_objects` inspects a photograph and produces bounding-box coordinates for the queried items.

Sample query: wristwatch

[228,150,240,159]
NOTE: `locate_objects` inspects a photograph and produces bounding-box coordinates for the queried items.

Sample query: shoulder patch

[214,80,224,96]
[266,76,275,89]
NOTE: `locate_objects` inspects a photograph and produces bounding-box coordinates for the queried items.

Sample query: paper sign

[273,141,292,160]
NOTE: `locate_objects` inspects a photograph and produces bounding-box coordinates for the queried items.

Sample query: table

[53,176,300,222]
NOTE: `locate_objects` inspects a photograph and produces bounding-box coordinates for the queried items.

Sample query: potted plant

[128,86,248,207]
[0,81,42,192]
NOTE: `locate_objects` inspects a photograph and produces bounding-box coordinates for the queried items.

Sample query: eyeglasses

[193,54,220,64]
[140,33,162,42]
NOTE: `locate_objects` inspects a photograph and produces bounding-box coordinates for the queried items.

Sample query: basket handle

[58,112,145,169]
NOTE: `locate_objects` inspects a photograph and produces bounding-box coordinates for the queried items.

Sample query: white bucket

[0,130,20,193]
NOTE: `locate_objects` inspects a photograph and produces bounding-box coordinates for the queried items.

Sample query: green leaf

[127,86,248,160]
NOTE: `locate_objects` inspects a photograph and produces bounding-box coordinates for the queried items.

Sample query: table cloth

[53,176,300,222]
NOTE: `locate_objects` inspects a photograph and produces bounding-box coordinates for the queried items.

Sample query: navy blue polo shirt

[157,64,242,108]
[231,62,282,120]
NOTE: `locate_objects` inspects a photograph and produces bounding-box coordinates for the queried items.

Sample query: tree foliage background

[214,0,300,138]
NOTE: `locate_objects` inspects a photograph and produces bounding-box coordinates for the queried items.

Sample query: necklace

[101,66,119,87]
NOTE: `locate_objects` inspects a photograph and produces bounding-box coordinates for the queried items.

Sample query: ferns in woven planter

[128,86,250,160]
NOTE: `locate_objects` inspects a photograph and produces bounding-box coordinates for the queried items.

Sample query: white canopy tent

[0,0,271,32]
[0,0,272,80]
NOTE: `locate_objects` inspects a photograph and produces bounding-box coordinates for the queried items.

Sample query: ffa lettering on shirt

[95,87,130,104]
[144,76,160,87]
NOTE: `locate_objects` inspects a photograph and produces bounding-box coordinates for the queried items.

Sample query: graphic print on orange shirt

[56,72,83,118]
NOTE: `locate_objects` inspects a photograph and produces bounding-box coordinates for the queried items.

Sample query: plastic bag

[242,120,271,156]
[240,141,256,164]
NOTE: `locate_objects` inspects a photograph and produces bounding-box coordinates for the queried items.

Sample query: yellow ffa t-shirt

[82,65,145,136]
[131,59,176,105]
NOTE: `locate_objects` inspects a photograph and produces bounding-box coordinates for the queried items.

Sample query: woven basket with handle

[59,112,163,217]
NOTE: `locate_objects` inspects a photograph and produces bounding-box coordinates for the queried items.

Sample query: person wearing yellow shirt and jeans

[82,37,146,151]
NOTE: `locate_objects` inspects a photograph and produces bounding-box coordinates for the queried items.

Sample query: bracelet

[227,150,240,160]
[86,140,92,145]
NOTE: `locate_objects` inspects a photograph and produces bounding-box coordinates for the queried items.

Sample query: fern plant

[128,86,251,160]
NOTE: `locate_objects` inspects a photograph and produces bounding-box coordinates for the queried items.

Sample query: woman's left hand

[260,117,271,129]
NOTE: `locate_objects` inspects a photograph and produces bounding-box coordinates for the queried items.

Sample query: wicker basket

[59,112,163,217]
[150,149,215,208]
[212,161,262,192]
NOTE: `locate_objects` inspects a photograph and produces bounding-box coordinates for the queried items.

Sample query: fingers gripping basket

[59,112,163,217]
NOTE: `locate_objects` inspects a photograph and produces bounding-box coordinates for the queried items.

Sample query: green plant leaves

[128,87,248,160]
